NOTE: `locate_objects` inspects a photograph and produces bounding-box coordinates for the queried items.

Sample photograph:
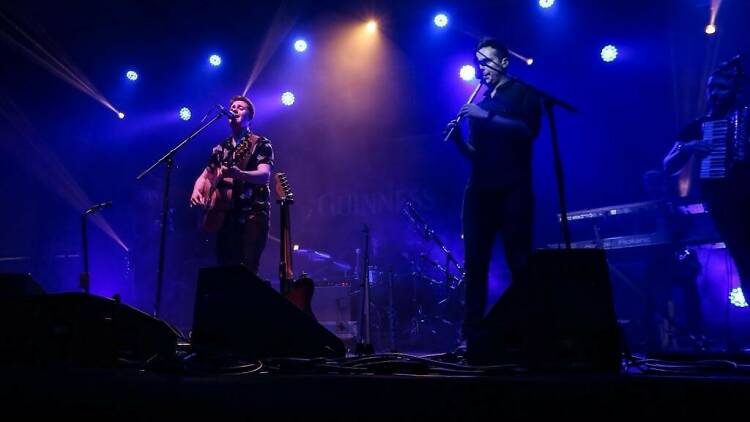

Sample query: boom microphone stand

[474,50,578,248]
[355,224,374,355]
[79,201,113,294]
[136,105,230,317]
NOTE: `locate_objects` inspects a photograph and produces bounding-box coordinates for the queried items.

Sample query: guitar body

[201,178,234,232]
[200,133,258,232]
[282,274,315,318]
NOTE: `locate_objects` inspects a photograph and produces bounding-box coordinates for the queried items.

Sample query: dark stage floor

[4,352,750,420]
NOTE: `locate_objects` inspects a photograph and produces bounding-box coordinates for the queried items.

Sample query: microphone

[84,201,112,215]
[216,104,238,119]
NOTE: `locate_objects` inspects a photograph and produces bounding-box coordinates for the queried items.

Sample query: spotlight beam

[709,0,723,25]
[0,99,128,251]
[243,1,302,96]
[0,11,95,92]
[0,11,122,116]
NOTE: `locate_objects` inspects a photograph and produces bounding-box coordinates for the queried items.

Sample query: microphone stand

[79,202,112,294]
[79,213,89,294]
[403,203,464,281]
[387,266,397,352]
[402,203,463,345]
[355,224,374,355]
[505,73,578,249]
[136,109,226,318]
[474,51,578,248]
[418,253,462,288]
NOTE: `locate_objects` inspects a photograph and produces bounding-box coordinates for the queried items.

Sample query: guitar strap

[235,133,261,170]
[230,134,262,201]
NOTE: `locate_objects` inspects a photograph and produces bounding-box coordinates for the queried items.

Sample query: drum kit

[397,202,464,351]
[348,203,464,352]
[289,203,465,353]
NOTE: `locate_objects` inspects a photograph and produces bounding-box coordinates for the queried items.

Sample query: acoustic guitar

[201,134,258,232]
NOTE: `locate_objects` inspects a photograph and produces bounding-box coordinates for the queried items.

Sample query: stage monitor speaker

[0,273,46,297]
[191,266,346,359]
[468,249,622,372]
[0,291,179,367]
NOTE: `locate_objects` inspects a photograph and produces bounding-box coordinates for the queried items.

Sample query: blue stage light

[294,39,308,52]
[600,44,618,62]
[209,54,222,66]
[126,70,138,81]
[179,107,192,121]
[539,0,555,9]
[281,91,295,106]
[434,14,448,28]
[117,112,125,119]
[459,65,476,81]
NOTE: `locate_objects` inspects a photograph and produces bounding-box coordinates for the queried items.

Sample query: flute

[443,82,482,142]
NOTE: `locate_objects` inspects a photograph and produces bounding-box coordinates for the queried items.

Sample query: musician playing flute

[444,38,542,348]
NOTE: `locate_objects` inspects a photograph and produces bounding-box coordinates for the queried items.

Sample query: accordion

[700,106,750,179]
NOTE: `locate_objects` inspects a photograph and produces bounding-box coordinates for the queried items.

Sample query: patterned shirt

[208,130,274,214]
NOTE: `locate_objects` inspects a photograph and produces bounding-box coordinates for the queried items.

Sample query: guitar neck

[279,201,294,292]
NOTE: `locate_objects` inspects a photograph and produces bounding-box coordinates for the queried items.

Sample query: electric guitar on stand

[274,172,315,318]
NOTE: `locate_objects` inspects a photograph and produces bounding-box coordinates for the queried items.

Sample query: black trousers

[216,210,269,275]
[461,183,533,341]
[643,245,703,350]
[703,170,750,297]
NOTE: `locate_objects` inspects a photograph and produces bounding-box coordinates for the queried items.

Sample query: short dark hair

[229,95,255,120]
[475,38,509,60]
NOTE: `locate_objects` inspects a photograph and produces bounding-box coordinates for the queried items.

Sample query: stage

[4,353,750,419]
[3,1,750,418]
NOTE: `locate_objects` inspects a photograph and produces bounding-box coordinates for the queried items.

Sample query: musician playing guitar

[190,95,274,275]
